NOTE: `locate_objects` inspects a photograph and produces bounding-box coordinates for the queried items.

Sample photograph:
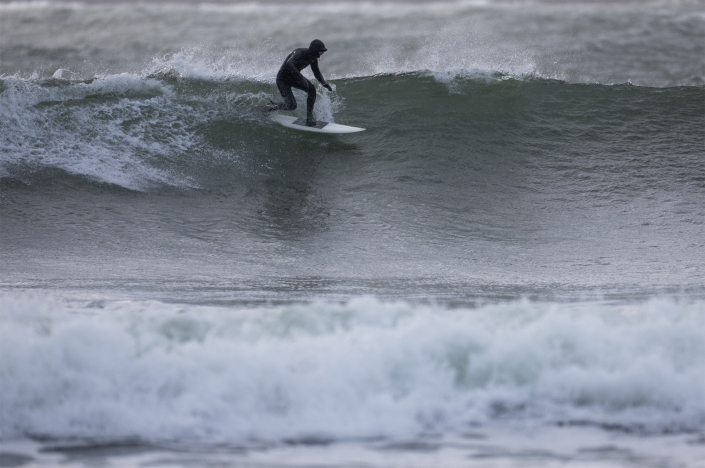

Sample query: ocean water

[1,0,704,467]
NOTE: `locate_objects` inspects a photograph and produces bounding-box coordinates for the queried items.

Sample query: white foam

[0,74,202,190]
[1,295,703,443]
[147,48,277,83]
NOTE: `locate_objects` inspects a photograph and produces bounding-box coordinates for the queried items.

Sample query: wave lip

[1,295,703,443]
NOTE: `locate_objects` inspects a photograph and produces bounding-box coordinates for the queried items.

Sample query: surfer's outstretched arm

[311,60,333,91]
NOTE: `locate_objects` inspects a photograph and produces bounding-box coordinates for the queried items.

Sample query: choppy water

[1,1,704,467]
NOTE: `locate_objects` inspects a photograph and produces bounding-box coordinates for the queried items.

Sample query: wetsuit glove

[323,83,333,92]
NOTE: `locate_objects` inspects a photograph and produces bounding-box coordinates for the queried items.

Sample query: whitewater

[1,0,704,467]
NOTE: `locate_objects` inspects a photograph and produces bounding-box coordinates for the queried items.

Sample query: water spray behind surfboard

[265,83,364,133]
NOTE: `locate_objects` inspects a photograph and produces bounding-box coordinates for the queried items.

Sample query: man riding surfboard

[266,39,333,127]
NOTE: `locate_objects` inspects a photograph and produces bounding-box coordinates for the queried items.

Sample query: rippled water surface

[1,1,704,466]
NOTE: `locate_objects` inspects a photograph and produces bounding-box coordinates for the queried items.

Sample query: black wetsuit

[273,40,331,125]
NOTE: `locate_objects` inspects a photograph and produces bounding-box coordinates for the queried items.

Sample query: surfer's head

[309,39,327,57]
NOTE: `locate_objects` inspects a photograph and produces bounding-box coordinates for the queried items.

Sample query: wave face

[1,72,704,294]
[3,72,703,190]
[2,295,704,442]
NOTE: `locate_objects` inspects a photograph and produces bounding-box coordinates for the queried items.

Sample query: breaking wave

[1,295,704,443]
[2,68,703,192]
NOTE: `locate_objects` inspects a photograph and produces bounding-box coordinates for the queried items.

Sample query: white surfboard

[272,114,365,134]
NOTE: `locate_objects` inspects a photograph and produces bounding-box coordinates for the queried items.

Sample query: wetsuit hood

[308,39,328,55]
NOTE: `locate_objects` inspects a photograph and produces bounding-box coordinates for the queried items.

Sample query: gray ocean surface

[1,1,705,467]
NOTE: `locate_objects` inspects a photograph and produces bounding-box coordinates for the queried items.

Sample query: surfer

[266,39,333,127]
